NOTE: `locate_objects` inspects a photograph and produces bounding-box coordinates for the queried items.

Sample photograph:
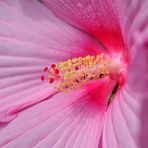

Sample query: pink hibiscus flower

[0,0,147,148]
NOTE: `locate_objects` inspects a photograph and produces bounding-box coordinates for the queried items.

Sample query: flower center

[41,53,123,92]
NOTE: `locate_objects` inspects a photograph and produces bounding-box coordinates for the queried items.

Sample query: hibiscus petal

[102,24,148,148]
[127,0,148,48]
[0,87,104,148]
[102,90,141,148]
[42,0,131,52]
[0,0,105,122]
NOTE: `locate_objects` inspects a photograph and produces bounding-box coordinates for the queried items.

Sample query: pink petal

[0,0,105,123]
[0,86,105,148]
[127,0,148,49]
[102,90,141,148]
[102,13,148,148]
[42,0,132,53]
[0,61,116,147]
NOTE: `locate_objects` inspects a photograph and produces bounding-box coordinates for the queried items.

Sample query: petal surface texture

[0,88,105,148]
[0,0,104,123]
[0,0,147,148]
[0,0,110,148]
[102,1,148,148]
[43,0,132,53]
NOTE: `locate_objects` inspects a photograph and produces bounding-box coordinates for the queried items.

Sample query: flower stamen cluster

[41,53,111,92]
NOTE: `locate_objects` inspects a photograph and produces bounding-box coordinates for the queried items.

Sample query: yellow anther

[42,53,112,92]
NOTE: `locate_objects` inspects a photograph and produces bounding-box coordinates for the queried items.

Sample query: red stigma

[76,79,79,83]
[75,66,79,70]
[41,75,45,81]
[49,78,54,83]
[43,67,48,72]
[55,69,59,74]
[51,64,56,69]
